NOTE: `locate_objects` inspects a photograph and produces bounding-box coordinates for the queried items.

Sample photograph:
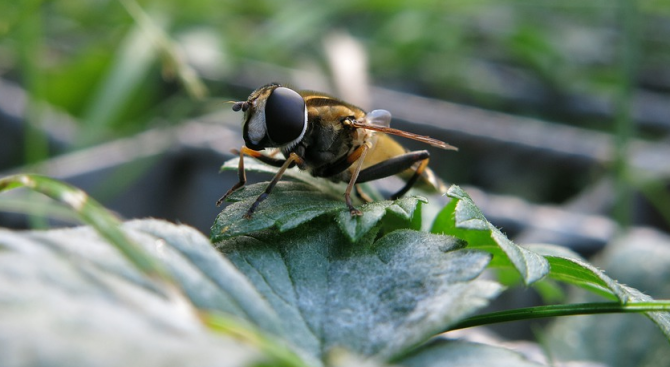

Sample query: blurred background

[1,0,670,352]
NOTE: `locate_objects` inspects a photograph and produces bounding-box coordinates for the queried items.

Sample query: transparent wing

[353,109,457,151]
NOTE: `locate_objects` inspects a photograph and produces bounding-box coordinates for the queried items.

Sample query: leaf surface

[431,185,549,285]
[212,181,424,243]
[0,220,295,367]
[216,217,502,362]
[398,339,544,367]
[527,244,627,301]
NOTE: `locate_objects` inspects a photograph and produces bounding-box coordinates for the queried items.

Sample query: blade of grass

[118,0,208,100]
[200,311,312,367]
[0,196,78,223]
[0,174,170,282]
[77,22,157,147]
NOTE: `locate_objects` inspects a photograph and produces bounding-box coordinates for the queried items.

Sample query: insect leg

[344,144,370,216]
[391,155,430,199]
[217,148,248,206]
[355,150,430,199]
[216,146,289,206]
[355,184,373,203]
[244,152,304,219]
[235,147,291,168]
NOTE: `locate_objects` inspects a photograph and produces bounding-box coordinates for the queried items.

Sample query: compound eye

[264,87,306,146]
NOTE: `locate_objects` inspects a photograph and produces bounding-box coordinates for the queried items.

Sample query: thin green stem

[612,0,639,228]
[201,311,310,367]
[447,301,670,331]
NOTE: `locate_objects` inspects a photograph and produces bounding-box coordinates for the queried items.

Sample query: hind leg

[354,150,430,199]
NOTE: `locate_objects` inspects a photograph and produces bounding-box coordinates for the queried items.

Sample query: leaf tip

[446,185,470,201]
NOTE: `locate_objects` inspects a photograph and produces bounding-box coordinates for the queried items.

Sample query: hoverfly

[217,83,457,218]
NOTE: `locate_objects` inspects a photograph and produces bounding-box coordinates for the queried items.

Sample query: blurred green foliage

[1,0,669,151]
[2,5,670,360]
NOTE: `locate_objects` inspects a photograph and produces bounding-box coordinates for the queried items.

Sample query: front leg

[244,152,304,218]
[216,146,288,206]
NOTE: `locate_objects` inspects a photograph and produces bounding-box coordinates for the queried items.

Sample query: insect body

[217,83,457,218]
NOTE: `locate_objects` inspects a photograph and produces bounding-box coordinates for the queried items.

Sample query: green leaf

[546,231,670,366]
[431,185,549,285]
[526,244,627,301]
[212,181,424,243]
[215,217,502,362]
[0,219,301,367]
[123,219,284,335]
[397,339,544,367]
[529,243,670,339]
